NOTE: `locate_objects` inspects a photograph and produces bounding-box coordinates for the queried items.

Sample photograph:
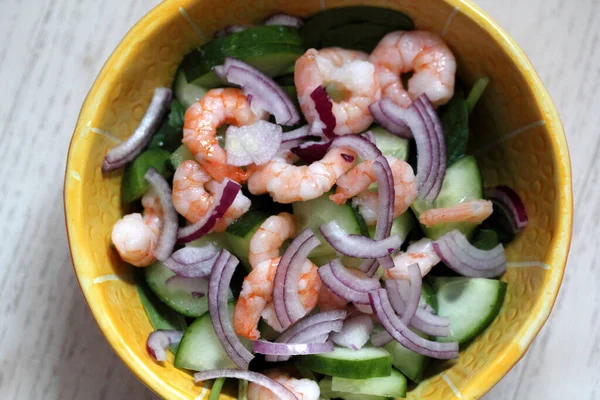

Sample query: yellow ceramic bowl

[64,0,572,398]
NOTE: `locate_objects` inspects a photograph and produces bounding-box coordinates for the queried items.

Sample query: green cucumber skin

[319,377,388,400]
[431,277,507,345]
[136,279,187,331]
[331,369,407,398]
[121,149,172,204]
[181,26,303,87]
[296,346,392,379]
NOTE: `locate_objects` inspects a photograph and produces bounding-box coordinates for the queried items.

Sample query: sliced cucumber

[301,7,414,49]
[181,26,303,88]
[368,210,416,243]
[169,144,194,170]
[121,149,172,204]
[332,369,407,398]
[380,281,436,383]
[319,377,387,400]
[411,155,484,239]
[371,126,410,161]
[293,193,362,259]
[145,261,210,317]
[296,345,392,379]
[173,68,208,109]
[188,231,234,254]
[136,278,187,331]
[431,277,507,344]
[225,211,269,270]
[175,302,250,371]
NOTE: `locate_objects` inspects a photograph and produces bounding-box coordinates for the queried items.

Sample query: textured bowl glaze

[64,0,572,398]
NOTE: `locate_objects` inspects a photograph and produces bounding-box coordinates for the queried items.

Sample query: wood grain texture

[0,0,594,399]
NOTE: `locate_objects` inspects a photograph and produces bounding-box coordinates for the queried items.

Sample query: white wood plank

[0,0,593,399]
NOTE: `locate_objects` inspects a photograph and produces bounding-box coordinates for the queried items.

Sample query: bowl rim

[64,0,573,398]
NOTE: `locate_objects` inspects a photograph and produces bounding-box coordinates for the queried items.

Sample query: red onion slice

[310,86,336,138]
[385,280,450,337]
[486,185,528,232]
[369,289,459,359]
[264,13,304,28]
[273,230,322,329]
[320,221,401,259]
[165,276,208,298]
[290,140,333,163]
[330,315,373,351]
[208,250,254,369]
[433,230,506,278]
[146,330,183,362]
[194,369,298,400]
[319,260,377,305]
[254,340,333,356]
[102,87,172,172]
[145,169,178,261]
[163,245,218,278]
[401,264,422,324]
[369,99,411,138]
[225,120,282,166]
[178,179,241,243]
[220,57,300,125]
[403,95,446,203]
[330,135,382,160]
[372,156,395,240]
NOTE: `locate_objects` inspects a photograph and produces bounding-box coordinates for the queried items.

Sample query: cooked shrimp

[318,282,349,311]
[111,190,162,267]
[248,212,296,269]
[419,200,493,228]
[248,147,356,204]
[295,48,381,135]
[233,257,321,339]
[369,30,456,108]
[385,238,441,280]
[330,156,417,222]
[182,88,265,183]
[247,370,320,400]
[172,160,250,231]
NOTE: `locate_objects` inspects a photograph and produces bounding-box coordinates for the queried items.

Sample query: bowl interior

[64,0,572,398]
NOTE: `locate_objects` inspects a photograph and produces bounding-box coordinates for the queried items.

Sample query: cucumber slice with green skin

[371,126,410,161]
[173,69,208,109]
[293,193,362,258]
[225,211,269,270]
[174,302,251,371]
[121,149,172,204]
[169,144,194,170]
[145,261,210,318]
[319,377,388,400]
[411,155,484,239]
[368,211,416,243]
[301,7,414,49]
[431,277,507,344]
[136,278,187,331]
[296,346,392,379]
[380,281,436,383]
[181,26,303,87]
[188,232,234,254]
[332,369,407,398]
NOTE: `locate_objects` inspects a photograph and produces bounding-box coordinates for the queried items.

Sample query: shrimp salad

[102,7,528,400]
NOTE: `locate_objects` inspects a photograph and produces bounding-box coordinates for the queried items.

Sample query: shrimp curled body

[233,257,321,340]
[419,200,493,228]
[172,160,250,232]
[182,88,265,183]
[370,30,456,108]
[248,212,296,269]
[331,156,417,225]
[111,190,163,267]
[295,48,381,135]
[248,147,356,204]
[247,370,320,400]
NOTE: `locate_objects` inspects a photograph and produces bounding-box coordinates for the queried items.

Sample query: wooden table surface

[0,0,596,399]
